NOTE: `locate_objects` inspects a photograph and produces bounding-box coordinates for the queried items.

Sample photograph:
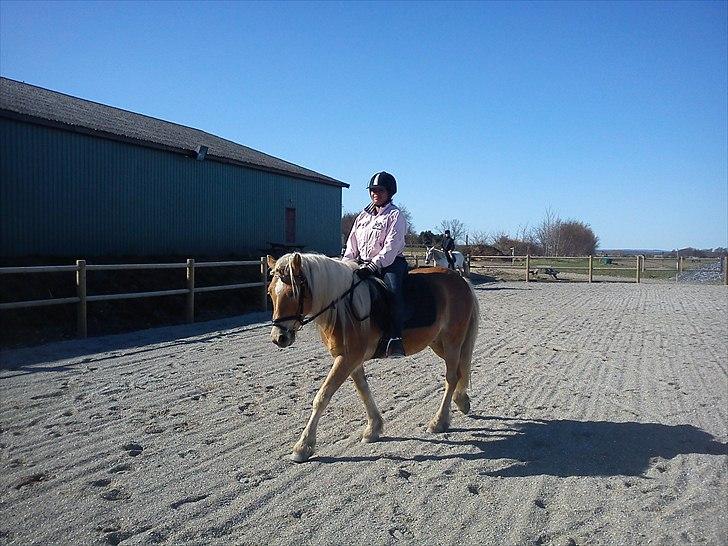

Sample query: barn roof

[0,77,348,188]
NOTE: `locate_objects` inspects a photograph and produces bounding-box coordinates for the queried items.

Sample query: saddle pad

[402,273,437,329]
[368,272,437,333]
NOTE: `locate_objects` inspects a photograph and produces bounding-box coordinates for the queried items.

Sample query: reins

[271,275,370,330]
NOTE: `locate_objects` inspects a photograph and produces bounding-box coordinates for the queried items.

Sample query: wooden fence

[463,255,728,284]
[2,254,726,340]
[0,258,270,338]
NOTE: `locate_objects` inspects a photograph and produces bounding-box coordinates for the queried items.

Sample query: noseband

[271,273,309,331]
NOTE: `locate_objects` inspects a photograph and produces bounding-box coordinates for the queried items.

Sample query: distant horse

[425,246,466,275]
[267,253,480,462]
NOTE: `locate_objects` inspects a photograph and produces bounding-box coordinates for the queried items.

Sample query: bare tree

[437,219,467,244]
[468,230,490,246]
[397,205,418,244]
[341,211,358,241]
[535,207,562,256]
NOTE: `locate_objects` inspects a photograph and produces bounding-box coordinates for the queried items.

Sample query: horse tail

[456,282,480,393]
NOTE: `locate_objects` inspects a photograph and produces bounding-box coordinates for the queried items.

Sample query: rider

[343,171,408,358]
[441,229,456,270]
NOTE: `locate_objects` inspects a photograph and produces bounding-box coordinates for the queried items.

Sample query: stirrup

[386,338,406,359]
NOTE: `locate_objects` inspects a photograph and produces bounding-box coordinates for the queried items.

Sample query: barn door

[285,207,296,244]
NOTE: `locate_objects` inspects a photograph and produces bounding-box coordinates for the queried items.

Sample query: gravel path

[1,282,726,545]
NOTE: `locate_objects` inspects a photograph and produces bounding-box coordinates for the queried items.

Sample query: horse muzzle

[271,325,296,348]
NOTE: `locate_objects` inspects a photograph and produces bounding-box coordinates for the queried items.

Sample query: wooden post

[525,254,530,282]
[415,255,419,267]
[465,254,470,278]
[636,255,641,283]
[678,256,683,273]
[186,259,195,323]
[260,257,268,311]
[588,255,593,283]
[724,256,727,286]
[76,260,87,338]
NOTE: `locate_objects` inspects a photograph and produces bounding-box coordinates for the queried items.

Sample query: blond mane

[273,253,373,344]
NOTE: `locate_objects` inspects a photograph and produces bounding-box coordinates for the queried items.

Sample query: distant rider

[441,230,456,270]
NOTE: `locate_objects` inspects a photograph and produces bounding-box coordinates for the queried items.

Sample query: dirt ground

[1,281,726,545]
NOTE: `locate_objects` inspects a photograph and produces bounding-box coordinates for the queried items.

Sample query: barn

[0,77,348,259]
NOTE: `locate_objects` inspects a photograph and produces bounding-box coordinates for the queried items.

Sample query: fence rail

[2,254,726,340]
[464,254,727,284]
[0,258,270,338]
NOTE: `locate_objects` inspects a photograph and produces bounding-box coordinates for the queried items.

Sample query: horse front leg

[292,355,359,462]
[351,366,383,443]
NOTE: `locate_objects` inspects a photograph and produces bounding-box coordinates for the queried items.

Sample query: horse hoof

[454,392,470,415]
[361,429,381,443]
[291,444,314,463]
[427,420,449,434]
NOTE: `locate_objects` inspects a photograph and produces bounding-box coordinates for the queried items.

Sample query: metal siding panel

[0,118,342,258]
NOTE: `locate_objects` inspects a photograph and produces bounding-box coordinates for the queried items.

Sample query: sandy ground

[1,282,726,546]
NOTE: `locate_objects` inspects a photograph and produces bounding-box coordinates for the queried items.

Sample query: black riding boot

[382,256,408,358]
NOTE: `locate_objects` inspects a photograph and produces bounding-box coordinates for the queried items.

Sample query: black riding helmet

[367,171,397,197]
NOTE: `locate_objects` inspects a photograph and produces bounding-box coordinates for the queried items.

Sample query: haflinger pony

[267,252,480,463]
[425,246,466,275]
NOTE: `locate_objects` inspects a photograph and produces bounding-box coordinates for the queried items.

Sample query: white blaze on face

[275,278,286,296]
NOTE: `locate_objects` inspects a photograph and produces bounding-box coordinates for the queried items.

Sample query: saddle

[366,269,438,358]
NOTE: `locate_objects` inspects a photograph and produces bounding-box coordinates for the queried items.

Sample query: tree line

[341,206,600,256]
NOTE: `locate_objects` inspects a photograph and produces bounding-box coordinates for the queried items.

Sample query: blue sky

[1,0,726,249]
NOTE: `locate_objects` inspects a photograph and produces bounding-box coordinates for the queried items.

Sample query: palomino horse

[425,246,466,275]
[267,252,480,462]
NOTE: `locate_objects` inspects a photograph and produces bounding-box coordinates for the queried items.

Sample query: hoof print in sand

[100,488,131,501]
[108,463,132,474]
[89,478,112,487]
[170,494,208,509]
[122,442,143,457]
[15,473,48,490]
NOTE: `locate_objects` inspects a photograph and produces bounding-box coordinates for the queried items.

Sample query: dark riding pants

[446,251,455,270]
[381,256,408,339]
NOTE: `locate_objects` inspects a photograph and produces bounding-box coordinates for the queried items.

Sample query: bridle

[271,271,368,332]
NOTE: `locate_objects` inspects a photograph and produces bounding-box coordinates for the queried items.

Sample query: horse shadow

[316,415,727,477]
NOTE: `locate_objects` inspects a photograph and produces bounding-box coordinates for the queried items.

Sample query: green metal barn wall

[0,119,342,257]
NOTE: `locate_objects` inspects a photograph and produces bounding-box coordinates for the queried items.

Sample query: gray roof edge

[0,77,349,188]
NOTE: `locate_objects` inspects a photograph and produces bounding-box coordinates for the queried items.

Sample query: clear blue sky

[1,0,726,249]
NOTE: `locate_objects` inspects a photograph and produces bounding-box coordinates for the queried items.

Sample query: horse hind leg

[453,308,479,415]
[351,366,383,443]
[428,344,460,433]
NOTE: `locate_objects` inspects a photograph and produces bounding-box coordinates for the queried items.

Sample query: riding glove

[355,262,378,279]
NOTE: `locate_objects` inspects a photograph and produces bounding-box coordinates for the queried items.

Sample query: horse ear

[291,253,302,275]
[267,255,277,270]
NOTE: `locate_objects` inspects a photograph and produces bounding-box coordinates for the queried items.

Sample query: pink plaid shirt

[343,202,407,270]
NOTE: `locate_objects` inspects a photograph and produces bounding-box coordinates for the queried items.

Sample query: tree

[535,207,562,256]
[418,230,437,246]
[558,220,599,256]
[437,219,467,244]
[398,205,418,244]
[341,211,358,242]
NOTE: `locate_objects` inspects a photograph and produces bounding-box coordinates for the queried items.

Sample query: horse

[425,246,466,275]
[267,252,480,462]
